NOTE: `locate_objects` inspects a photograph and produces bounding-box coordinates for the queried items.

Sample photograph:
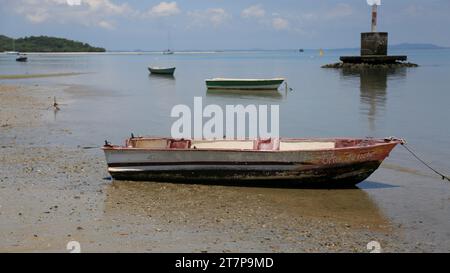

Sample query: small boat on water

[205,78,285,90]
[163,49,174,55]
[148,66,176,75]
[16,55,27,62]
[102,136,403,187]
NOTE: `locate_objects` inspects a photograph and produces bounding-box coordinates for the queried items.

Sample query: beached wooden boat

[205,78,285,90]
[102,137,403,186]
[148,66,176,75]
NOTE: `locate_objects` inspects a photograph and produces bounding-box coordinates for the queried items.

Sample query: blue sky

[1,0,449,50]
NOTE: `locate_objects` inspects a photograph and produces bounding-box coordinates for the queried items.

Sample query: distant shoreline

[2,47,449,56]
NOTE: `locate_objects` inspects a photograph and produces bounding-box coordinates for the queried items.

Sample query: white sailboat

[5,38,19,55]
[162,31,174,55]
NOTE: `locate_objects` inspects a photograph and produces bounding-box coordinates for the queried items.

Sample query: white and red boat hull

[102,137,402,186]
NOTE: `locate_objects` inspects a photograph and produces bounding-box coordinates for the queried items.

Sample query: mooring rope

[401,143,450,182]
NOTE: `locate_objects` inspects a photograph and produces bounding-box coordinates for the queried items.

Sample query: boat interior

[122,137,384,151]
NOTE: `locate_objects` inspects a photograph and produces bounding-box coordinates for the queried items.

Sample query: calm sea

[1,49,449,250]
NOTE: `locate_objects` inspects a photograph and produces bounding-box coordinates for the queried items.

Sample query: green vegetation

[0,35,105,52]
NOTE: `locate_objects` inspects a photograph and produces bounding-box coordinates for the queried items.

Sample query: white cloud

[188,8,231,27]
[24,7,50,23]
[241,5,265,19]
[81,0,133,15]
[147,1,181,17]
[298,3,353,22]
[10,0,135,29]
[272,17,289,30]
[67,0,82,6]
[209,8,230,26]
[98,20,115,30]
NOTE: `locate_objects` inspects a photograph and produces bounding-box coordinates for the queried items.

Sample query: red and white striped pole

[371,4,378,32]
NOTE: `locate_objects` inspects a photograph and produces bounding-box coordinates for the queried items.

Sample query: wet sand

[0,84,430,252]
[0,72,88,80]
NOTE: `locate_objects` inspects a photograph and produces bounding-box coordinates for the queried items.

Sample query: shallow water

[1,49,449,251]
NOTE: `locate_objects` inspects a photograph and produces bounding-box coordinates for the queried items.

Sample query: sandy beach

[0,83,422,252]
[2,0,450,257]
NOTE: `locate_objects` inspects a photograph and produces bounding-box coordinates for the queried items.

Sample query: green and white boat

[205,78,285,90]
[148,66,176,75]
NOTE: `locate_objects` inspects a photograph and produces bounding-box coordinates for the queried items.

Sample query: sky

[1,0,449,50]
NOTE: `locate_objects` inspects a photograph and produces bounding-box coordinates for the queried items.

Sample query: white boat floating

[148,66,176,75]
[205,78,285,90]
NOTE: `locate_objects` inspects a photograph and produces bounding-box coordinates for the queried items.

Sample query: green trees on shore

[0,35,106,52]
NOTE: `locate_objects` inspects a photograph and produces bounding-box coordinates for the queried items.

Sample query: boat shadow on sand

[102,180,393,232]
[103,177,397,190]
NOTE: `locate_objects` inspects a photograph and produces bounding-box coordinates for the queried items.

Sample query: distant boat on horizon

[319,48,324,57]
[162,49,174,55]
[162,31,174,55]
[5,37,19,55]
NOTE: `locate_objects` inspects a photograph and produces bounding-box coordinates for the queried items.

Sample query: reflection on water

[341,67,407,131]
[206,88,284,101]
[103,181,391,230]
[148,73,175,80]
[147,73,176,89]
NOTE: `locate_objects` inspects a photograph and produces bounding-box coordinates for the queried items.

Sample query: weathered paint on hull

[108,161,382,187]
[104,142,396,168]
[103,138,401,187]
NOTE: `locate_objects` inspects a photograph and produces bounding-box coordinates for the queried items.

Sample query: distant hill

[389,43,447,50]
[0,35,105,52]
